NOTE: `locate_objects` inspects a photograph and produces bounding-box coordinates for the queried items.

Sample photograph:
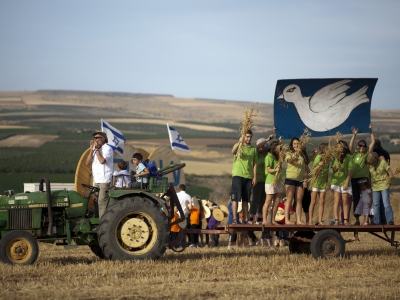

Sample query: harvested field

[0,125,29,129]
[0,135,58,147]
[0,220,400,299]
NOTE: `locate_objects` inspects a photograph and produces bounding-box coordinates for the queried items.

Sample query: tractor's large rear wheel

[98,196,169,261]
[0,230,39,265]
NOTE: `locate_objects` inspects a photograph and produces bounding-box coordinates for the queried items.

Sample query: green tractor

[0,163,186,265]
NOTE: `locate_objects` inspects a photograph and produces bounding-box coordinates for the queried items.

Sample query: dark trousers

[170,231,179,241]
[189,224,200,244]
[179,216,191,246]
[250,182,266,216]
[210,225,219,246]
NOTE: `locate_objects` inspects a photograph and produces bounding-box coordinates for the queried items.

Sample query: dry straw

[236,103,258,159]
[297,128,311,155]
[387,163,400,183]
[307,145,332,189]
[271,143,289,186]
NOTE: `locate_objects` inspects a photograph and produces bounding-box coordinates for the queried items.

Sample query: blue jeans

[372,189,393,224]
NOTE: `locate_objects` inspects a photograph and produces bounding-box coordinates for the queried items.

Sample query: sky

[1,0,399,109]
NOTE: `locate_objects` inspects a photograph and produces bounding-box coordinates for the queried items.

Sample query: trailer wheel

[89,245,106,259]
[310,229,345,259]
[0,231,39,265]
[288,231,314,254]
[98,196,169,261]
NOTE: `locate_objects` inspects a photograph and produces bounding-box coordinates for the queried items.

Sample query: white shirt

[92,143,114,184]
[135,162,148,183]
[113,170,132,187]
[177,190,191,218]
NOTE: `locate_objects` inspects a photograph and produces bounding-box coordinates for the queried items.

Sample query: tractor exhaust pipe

[39,177,53,236]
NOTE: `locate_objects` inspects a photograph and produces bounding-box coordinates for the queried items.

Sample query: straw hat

[207,201,217,208]
[213,208,224,221]
[191,197,200,210]
[219,204,229,217]
[201,200,208,207]
[202,205,211,218]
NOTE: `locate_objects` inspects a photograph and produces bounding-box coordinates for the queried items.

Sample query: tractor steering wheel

[81,183,100,193]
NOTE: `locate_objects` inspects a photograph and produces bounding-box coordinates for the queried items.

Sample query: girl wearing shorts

[331,140,353,225]
[308,143,330,225]
[284,138,308,225]
[262,142,283,225]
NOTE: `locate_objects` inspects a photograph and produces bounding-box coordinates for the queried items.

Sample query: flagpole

[167,123,174,150]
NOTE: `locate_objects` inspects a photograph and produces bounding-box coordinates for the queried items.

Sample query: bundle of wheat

[387,163,400,183]
[271,144,289,186]
[297,128,311,155]
[326,132,344,176]
[236,104,258,159]
[307,146,332,189]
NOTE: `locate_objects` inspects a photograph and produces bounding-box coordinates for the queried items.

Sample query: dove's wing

[309,80,352,113]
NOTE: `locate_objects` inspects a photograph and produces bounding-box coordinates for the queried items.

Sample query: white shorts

[265,182,284,195]
[330,185,353,195]
[312,188,326,193]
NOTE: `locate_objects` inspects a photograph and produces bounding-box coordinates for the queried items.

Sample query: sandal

[334,219,339,226]
[344,219,350,226]
[232,219,237,224]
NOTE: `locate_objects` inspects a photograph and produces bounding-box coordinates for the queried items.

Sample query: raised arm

[349,126,358,154]
[231,136,244,154]
[368,123,375,153]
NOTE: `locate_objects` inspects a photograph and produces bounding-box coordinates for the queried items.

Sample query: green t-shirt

[232,144,257,179]
[351,151,369,179]
[311,154,329,189]
[285,152,306,181]
[331,155,353,186]
[265,152,280,184]
[369,159,390,191]
[256,153,266,183]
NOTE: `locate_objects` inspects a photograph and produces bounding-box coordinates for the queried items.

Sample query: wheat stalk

[297,128,311,155]
[387,163,400,183]
[237,103,258,159]
[271,144,289,186]
[307,148,331,189]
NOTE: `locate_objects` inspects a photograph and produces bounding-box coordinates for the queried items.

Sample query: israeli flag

[167,124,190,153]
[101,119,126,157]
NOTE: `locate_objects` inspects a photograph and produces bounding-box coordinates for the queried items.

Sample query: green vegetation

[0,173,75,193]
[186,185,213,199]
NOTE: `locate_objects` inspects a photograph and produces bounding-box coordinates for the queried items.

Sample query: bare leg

[263,194,273,224]
[309,191,317,225]
[318,192,326,224]
[333,191,340,224]
[342,193,349,225]
[272,193,281,224]
[296,186,305,225]
[242,201,249,222]
[232,201,238,222]
[285,185,295,224]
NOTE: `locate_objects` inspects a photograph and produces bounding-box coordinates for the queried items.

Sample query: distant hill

[0,90,399,134]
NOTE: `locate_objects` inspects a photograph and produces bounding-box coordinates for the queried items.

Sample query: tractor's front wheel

[98,196,169,261]
[0,230,39,265]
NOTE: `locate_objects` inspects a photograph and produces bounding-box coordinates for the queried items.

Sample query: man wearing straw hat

[85,131,114,220]
[230,130,258,224]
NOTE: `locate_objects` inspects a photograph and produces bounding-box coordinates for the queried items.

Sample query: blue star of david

[176,135,184,143]
[113,136,119,145]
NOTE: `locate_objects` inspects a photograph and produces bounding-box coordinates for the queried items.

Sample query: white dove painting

[274,78,378,138]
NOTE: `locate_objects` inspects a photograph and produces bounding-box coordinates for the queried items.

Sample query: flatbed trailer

[169,223,400,259]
